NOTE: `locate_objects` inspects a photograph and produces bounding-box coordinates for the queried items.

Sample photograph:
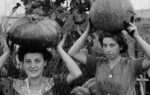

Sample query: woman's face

[23,52,47,79]
[102,37,121,60]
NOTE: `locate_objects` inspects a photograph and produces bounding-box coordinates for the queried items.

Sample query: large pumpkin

[89,0,134,33]
[7,15,62,48]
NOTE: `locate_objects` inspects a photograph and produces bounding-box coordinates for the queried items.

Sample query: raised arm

[57,35,82,84]
[0,40,10,70]
[0,51,10,70]
[68,19,96,64]
[127,23,150,70]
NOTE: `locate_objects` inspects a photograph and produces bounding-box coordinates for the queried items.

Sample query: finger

[122,30,128,36]
[127,26,135,32]
[128,22,137,30]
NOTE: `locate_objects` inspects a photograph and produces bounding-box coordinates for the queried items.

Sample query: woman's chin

[107,55,115,60]
[27,73,42,79]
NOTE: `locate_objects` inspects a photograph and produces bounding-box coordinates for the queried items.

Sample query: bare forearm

[57,46,82,78]
[0,51,10,69]
[68,29,89,55]
[135,35,150,59]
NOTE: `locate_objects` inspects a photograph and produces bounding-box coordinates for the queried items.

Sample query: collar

[13,77,54,95]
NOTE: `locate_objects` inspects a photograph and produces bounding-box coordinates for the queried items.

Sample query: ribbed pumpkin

[7,15,62,48]
[89,0,134,33]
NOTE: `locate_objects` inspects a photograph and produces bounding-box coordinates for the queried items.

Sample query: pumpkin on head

[89,0,135,33]
[7,15,62,48]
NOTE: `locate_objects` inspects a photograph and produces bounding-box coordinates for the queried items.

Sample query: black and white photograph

[0,0,150,95]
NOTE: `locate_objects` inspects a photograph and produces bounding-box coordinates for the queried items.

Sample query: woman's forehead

[24,52,44,59]
[103,37,117,44]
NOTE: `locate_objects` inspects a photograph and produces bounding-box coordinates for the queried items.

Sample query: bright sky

[130,0,150,10]
[0,0,25,17]
[0,0,150,17]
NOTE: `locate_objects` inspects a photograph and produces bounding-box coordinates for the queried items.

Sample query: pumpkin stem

[27,14,43,22]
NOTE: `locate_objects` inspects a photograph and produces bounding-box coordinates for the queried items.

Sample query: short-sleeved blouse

[0,74,71,95]
[85,55,144,95]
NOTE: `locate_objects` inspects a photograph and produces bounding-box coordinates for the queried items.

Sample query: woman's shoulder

[12,78,28,95]
[121,57,145,66]
[120,57,133,65]
[122,57,144,62]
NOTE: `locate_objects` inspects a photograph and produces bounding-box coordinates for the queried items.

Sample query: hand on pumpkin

[86,18,97,34]
[2,39,11,54]
[123,21,139,38]
[57,34,67,48]
[6,36,14,54]
[127,22,139,38]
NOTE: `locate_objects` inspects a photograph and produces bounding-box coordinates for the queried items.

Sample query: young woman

[68,21,150,95]
[0,36,82,95]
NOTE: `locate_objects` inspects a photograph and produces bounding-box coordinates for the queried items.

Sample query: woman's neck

[109,55,121,69]
[28,76,43,91]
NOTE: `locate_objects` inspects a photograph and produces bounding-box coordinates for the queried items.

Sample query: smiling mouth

[29,70,38,73]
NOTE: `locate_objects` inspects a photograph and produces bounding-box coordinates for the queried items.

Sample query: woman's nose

[31,62,36,68]
[106,47,111,52]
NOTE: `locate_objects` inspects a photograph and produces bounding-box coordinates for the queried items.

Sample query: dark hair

[17,46,53,62]
[99,32,128,54]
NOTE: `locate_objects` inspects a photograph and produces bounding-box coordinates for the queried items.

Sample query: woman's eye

[35,59,41,63]
[25,60,31,64]
[110,44,115,47]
